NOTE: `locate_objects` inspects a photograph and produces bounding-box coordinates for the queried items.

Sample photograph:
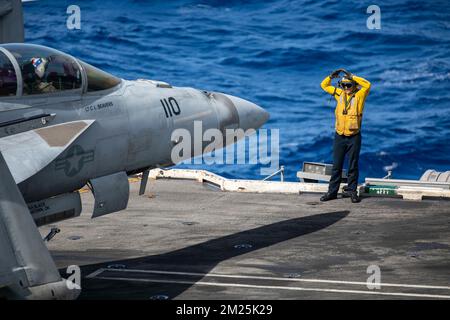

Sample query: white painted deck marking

[90,275,450,299]
[87,268,450,290]
[85,268,450,299]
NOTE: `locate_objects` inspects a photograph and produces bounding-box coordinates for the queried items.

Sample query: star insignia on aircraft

[55,145,94,177]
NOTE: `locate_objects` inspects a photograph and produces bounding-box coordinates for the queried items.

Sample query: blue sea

[23,0,450,181]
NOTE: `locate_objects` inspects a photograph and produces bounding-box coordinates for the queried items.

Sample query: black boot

[342,186,352,198]
[350,191,361,203]
[320,192,337,202]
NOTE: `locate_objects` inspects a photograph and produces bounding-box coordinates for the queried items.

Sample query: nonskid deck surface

[42,179,450,299]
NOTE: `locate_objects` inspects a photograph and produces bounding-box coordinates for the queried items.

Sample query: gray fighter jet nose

[224,94,270,130]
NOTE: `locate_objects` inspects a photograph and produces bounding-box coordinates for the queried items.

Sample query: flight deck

[41,174,450,300]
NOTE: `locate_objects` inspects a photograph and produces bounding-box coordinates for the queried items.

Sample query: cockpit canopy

[0,44,121,97]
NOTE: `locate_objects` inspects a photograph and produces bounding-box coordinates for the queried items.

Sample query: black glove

[340,69,353,79]
[330,68,351,79]
[330,70,341,79]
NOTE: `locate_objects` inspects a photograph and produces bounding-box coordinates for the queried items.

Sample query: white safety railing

[262,166,285,182]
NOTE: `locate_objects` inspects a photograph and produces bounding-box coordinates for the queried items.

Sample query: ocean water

[23,0,450,181]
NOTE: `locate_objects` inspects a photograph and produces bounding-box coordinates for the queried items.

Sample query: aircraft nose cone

[225,94,270,130]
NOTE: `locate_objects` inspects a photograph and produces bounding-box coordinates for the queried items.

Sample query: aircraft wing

[0,120,95,184]
[0,101,32,112]
[0,150,80,299]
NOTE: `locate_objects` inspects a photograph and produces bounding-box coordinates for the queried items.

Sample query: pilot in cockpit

[22,56,56,94]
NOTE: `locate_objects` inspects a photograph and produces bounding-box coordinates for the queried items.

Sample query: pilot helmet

[30,57,49,79]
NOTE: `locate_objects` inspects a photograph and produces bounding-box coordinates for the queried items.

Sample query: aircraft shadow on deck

[72,211,349,299]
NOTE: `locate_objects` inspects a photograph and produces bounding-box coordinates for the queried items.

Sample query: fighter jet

[0,1,269,299]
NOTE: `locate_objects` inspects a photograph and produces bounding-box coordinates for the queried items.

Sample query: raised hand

[340,69,353,78]
[330,69,341,79]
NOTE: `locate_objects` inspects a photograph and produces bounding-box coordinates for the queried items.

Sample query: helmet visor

[341,82,354,89]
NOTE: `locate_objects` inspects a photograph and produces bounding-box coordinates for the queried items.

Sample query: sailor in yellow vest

[320,69,371,203]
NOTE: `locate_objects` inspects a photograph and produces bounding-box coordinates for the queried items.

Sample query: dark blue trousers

[328,132,361,195]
